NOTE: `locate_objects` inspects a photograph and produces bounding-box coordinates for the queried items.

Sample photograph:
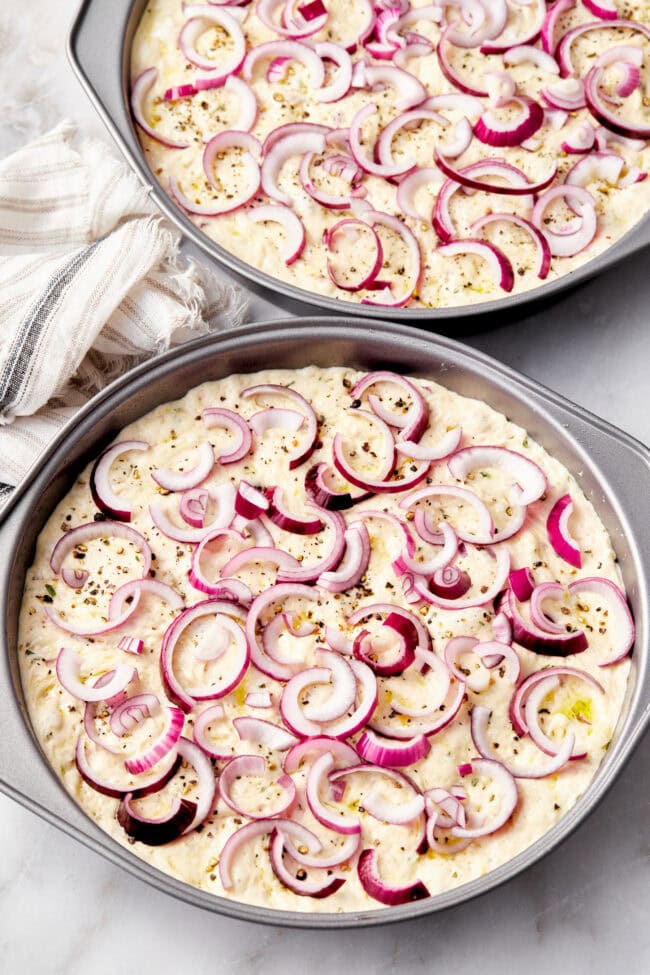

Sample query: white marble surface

[0,2,648,972]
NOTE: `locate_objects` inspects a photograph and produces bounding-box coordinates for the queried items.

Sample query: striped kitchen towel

[0,121,247,505]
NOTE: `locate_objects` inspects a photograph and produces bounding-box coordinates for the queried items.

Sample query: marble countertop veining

[0,2,648,973]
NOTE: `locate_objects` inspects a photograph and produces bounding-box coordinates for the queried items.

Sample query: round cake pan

[0,317,648,928]
[67,0,650,329]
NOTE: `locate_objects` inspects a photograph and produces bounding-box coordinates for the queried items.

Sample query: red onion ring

[131,68,188,149]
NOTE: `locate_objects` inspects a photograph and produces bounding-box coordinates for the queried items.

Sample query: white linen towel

[0,121,247,504]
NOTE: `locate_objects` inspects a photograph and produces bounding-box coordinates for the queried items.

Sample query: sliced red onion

[248,205,307,266]
[283,736,359,774]
[233,481,269,522]
[362,63,427,111]
[438,239,514,293]
[395,167,443,222]
[124,706,185,775]
[396,426,463,462]
[50,521,151,584]
[509,567,535,602]
[179,5,246,78]
[324,218,384,291]
[371,677,464,740]
[475,96,544,148]
[150,482,236,544]
[400,484,494,545]
[377,109,445,172]
[300,152,358,210]
[220,545,300,579]
[109,693,158,737]
[131,68,188,149]
[438,116,474,158]
[269,830,345,898]
[192,704,234,759]
[348,601,431,655]
[584,65,650,138]
[202,407,253,464]
[437,30,488,98]
[509,665,605,736]
[249,408,304,437]
[152,442,214,493]
[471,704,575,779]
[160,599,247,711]
[492,610,512,645]
[246,583,318,681]
[82,672,131,755]
[241,383,318,470]
[274,506,346,583]
[410,546,510,611]
[475,641,521,683]
[117,794,197,846]
[356,729,430,768]
[233,716,298,751]
[348,103,414,178]
[176,736,217,832]
[61,567,89,589]
[56,650,136,702]
[523,674,587,759]
[305,462,370,510]
[448,445,546,506]
[470,212,551,279]
[318,521,371,593]
[557,20,650,78]
[434,151,557,197]
[503,45,560,75]
[163,83,198,102]
[568,576,635,666]
[532,185,598,257]
[244,39,324,87]
[261,128,327,205]
[398,519,458,576]
[541,0,574,54]
[223,75,258,132]
[283,830,360,869]
[244,691,273,708]
[353,614,418,677]
[361,210,424,306]
[189,527,246,595]
[280,669,341,737]
[299,651,358,725]
[315,659,378,739]
[118,636,144,655]
[352,370,429,443]
[449,757,519,836]
[219,817,322,890]
[541,77,586,112]
[357,848,429,905]
[265,486,323,535]
[503,589,588,656]
[567,152,624,195]
[219,754,296,818]
[595,125,646,153]
[332,432,429,492]
[330,764,425,824]
[180,488,209,529]
[89,440,148,521]
[305,752,361,834]
[547,493,581,567]
[75,736,180,798]
[390,645,451,716]
[424,564,472,601]
[324,626,353,656]
[314,42,353,103]
[108,580,184,624]
[169,163,260,217]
